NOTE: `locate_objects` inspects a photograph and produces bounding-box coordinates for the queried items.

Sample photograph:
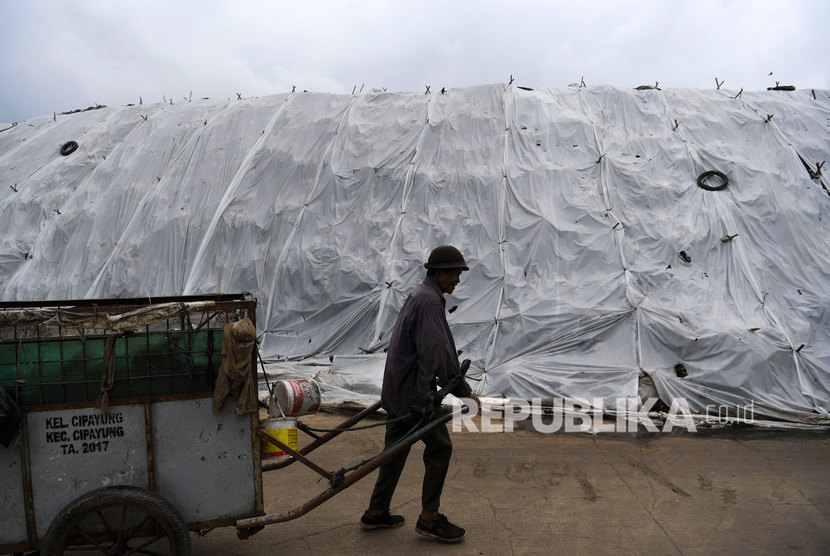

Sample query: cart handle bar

[237,406,464,532]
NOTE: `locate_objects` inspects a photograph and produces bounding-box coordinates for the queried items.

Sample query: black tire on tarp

[697,170,729,191]
[40,485,191,556]
[59,141,78,156]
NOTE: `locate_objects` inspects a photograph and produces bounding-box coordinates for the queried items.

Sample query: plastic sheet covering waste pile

[1,84,829,424]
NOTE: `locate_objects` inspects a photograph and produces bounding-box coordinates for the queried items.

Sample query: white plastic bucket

[260,417,298,458]
[273,378,321,416]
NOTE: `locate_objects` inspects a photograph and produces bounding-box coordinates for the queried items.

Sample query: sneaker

[415,513,466,542]
[360,509,405,530]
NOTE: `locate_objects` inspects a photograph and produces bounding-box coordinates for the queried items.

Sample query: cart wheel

[41,485,191,556]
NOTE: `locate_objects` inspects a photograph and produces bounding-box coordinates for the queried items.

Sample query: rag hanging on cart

[213,317,258,415]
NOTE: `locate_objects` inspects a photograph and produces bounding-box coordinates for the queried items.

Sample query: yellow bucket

[260,417,298,458]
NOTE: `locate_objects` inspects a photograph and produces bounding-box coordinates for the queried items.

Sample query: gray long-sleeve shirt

[380,277,472,417]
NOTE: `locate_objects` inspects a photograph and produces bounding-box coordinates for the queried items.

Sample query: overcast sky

[2,0,828,123]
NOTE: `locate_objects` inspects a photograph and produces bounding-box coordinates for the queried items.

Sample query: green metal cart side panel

[0,329,224,406]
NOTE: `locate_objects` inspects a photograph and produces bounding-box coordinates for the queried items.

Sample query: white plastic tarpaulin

[1,84,829,423]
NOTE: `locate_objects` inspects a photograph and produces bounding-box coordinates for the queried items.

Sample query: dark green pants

[369,411,452,512]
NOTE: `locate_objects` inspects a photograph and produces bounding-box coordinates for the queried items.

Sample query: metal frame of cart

[1,294,261,554]
[0,293,463,555]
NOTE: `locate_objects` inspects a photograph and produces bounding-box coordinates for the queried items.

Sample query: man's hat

[424,245,469,271]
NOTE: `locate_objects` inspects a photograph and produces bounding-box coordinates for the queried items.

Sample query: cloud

[1,0,828,123]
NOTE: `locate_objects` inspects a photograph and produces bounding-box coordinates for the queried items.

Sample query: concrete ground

[193,409,830,555]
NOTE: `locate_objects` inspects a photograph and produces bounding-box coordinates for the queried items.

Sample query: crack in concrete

[591,437,685,554]
[735,439,824,512]
[447,483,517,556]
